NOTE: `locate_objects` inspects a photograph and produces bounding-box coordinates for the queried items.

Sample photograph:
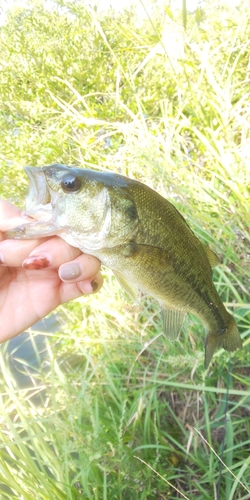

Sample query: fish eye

[61,174,81,193]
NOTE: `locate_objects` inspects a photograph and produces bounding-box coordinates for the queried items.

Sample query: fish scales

[6,164,242,368]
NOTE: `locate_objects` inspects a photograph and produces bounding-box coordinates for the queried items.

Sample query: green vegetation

[0,0,249,498]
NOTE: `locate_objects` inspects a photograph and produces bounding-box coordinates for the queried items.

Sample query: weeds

[0,0,249,498]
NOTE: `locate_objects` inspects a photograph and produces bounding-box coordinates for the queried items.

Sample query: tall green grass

[0,0,249,498]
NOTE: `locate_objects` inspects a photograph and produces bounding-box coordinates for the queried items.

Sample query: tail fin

[205,316,242,369]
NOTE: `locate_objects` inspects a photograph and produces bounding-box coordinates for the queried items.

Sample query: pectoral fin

[161,308,185,340]
[113,242,171,301]
[114,271,139,302]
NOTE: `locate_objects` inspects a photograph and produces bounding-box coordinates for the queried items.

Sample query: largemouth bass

[7,164,242,367]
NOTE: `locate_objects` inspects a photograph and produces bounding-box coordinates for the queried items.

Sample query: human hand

[0,199,103,342]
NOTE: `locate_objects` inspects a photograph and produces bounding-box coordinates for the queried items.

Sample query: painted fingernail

[59,263,82,280]
[91,280,99,292]
[22,254,52,270]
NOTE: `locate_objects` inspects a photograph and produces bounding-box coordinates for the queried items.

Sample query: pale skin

[0,199,103,342]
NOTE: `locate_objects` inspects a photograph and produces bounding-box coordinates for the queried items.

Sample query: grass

[0,0,250,498]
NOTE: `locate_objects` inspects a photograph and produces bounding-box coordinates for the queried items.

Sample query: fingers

[58,271,103,304]
[0,200,86,270]
[0,199,30,233]
[0,236,79,267]
[56,251,102,295]
[0,200,82,268]
[0,199,103,295]
[0,236,102,291]
[73,270,103,295]
[58,253,101,283]
[0,199,45,260]
[23,236,82,269]
[0,234,81,268]
[0,238,51,266]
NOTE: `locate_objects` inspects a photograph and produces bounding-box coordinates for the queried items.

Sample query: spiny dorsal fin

[161,308,185,340]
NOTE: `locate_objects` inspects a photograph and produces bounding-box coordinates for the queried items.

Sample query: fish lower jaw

[25,203,53,222]
[58,232,105,254]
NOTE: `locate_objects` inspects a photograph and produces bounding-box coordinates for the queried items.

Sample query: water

[1,314,61,390]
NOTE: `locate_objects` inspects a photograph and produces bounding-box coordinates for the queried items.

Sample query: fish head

[25,164,110,233]
[13,164,139,252]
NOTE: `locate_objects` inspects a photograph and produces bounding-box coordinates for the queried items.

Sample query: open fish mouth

[24,166,53,221]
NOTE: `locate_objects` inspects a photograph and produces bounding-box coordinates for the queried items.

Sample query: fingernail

[91,280,98,292]
[59,263,82,280]
[22,253,52,270]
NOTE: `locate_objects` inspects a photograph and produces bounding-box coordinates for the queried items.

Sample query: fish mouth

[24,166,53,221]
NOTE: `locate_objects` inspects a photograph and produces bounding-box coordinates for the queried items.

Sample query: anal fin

[161,308,185,340]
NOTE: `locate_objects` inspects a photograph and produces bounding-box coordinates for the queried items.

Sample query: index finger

[0,199,31,233]
[0,199,46,262]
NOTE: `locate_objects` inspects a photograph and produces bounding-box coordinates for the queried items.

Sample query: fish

[7,164,242,368]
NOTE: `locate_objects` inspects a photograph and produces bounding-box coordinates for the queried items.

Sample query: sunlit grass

[0,0,249,498]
